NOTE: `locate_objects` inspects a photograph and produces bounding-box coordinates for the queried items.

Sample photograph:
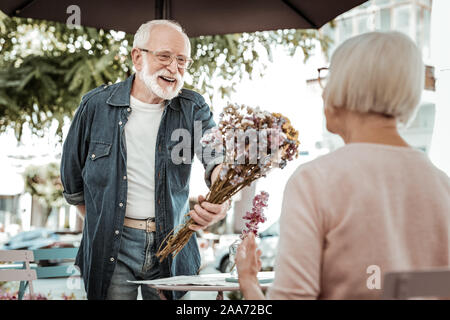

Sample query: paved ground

[11,263,229,300]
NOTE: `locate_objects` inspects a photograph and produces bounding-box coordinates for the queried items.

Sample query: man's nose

[166,58,178,74]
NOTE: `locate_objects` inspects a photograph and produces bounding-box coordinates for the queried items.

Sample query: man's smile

[159,75,176,83]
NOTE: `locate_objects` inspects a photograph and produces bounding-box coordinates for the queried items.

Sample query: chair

[17,247,79,299]
[382,268,450,299]
[0,250,37,300]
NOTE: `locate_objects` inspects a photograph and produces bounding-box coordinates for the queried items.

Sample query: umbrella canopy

[1,0,368,36]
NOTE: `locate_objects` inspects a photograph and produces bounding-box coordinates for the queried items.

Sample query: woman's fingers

[256,249,262,258]
[247,232,257,250]
[236,241,246,260]
[256,249,262,271]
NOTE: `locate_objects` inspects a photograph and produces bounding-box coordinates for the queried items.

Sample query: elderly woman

[235,31,450,300]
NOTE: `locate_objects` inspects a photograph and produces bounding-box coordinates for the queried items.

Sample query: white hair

[133,19,191,54]
[323,31,425,126]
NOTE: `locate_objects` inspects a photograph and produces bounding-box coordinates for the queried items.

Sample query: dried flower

[240,191,269,239]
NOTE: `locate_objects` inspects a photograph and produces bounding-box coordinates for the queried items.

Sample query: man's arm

[189,99,228,231]
[76,205,86,219]
[60,99,90,212]
[192,99,225,188]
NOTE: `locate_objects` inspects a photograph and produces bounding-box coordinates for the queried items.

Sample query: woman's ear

[324,105,340,134]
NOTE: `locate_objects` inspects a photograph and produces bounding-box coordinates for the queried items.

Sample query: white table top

[128,272,274,292]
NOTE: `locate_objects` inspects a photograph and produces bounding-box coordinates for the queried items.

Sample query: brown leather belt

[124,217,156,232]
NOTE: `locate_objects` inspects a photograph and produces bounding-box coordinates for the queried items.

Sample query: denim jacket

[60,74,223,300]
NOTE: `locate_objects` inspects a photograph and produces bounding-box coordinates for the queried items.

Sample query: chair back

[0,250,37,299]
[16,247,80,299]
[32,248,79,279]
[382,268,450,299]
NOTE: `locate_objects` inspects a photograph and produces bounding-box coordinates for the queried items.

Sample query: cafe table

[129,271,274,300]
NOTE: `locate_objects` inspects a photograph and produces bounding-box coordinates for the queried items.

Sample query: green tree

[0,12,332,141]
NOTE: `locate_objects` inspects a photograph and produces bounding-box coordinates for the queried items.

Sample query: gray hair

[133,20,191,53]
[323,31,425,126]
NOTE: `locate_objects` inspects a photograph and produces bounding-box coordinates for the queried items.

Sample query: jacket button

[119,202,124,208]
[115,230,120,235]
[127,107,131,112]
[110,257,115,262]
[91,154,96,159]
[123,175,127,180]
[119,121,123,126]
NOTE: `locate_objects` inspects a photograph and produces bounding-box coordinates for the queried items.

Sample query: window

[339,18,353,42]
[422,8,431,60]
[375,0,391,6]
[357,16,370,34]
[377,8,391,30]
[393,5,411,36]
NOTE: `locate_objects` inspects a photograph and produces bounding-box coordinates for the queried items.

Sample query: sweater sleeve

[267,164,326,299]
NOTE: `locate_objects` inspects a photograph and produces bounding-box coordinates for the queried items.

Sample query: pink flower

[240,191,269,239]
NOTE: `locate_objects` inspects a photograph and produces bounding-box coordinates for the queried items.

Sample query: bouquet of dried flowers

[156,104,300,262]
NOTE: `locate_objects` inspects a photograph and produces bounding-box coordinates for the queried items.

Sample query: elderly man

[60,20,227,300]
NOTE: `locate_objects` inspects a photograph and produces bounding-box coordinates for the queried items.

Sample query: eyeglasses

[317,67,329,89]
[139,48,194,70]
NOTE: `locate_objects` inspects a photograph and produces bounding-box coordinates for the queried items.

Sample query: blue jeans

[106,225,161,300]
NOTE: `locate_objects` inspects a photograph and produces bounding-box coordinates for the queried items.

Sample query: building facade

[315,0,435,153]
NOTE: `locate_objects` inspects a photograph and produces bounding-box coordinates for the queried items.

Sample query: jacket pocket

[88,141,111,161]
[83,141,112,188]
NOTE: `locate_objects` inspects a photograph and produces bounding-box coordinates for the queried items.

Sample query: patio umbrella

[1,0,368,36]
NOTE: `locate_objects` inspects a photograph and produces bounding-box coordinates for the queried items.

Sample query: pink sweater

[267,143,450,299]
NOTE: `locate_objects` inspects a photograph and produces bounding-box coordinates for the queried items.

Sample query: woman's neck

[339,112,410,148]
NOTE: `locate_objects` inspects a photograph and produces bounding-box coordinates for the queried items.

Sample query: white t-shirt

[124,95,164,219]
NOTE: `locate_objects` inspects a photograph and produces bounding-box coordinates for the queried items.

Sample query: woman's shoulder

[292,144,361,174]
[290,142,450,188]
[288,143,422,183]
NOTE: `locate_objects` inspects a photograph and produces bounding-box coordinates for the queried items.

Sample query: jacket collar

[106,73,178,110]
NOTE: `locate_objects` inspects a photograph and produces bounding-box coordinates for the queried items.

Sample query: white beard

[139,60,184,100]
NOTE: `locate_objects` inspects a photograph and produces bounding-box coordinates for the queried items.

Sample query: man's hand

[188,163,229,231]
[188,194,229,231]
